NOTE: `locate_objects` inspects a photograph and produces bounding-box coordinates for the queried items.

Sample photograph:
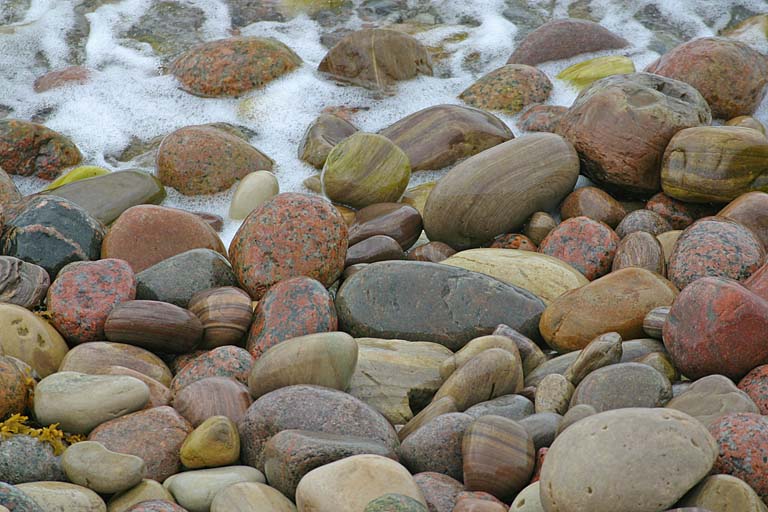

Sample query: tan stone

[657,230,682,264]
[62,441,147,495]
[679,474,768,512]
[59,342,173,386]
[442,249,588,304]
[0,303,68,377]
[107,480,176,512]
[563,332,623,386]
[16,482,106,512]
[534,374,574,414]
[211,482,297,512]
[295,454,426,512]
[229,171,279,220]
[180,415,240,469]
[666,374,759,427]
[440,335,523,384]
[164,466,265,512]
[510,481,545,511]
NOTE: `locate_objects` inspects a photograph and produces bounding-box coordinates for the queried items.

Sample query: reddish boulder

[646,192,717,230]
[719,191,768,250]
[33,66,90,93]
[746,263,768,301]
[738,365,768,415]
[559,187,626,228]
[708,413,768,500]
[0,119,82,179]
[169,345,254,394]
[538,216,620,280]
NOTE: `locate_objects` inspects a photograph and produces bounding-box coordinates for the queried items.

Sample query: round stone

[180,415,239,469]
[615,209,672,238]
[171,376,252,427]
[188,286,253,349]
[570,362,672,412]
[163,466,265,512]
[62,441,146,495]
[365,494,428,512]
[210,482,297,512]
[0,120,81,179]
[538,216,620,280]
[0,356,28,419]
[229,171,279,220]
[459,64,552,114]
[709,413,768,501]
[611,231,666,275]
[169,345,253,394]
[299,113,358,169]
[560,186,626,228]
[398,413,473,480]
[0,303,68,377]
[719,191,768,250]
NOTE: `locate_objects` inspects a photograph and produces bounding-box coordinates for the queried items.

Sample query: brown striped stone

[348,203,423,250]
[611,231,666,274]
[560,187,626,228]
[719,191,768,250]
[172,376,252,427]
[105,300,203,354]
[59,341,172,386]
[188,286,253,349]
[299,113,358,169]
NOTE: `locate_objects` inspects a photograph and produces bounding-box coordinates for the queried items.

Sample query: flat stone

[667,375,759,427]
[62,441,146,495]
[210,482,297,512]
[163,466,265,512]
[15,482,105,512]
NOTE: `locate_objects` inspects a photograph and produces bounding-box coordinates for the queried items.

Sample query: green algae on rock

[557,55,635,90]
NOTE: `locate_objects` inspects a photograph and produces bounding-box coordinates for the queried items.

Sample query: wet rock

[557,55,636,90]
[349,203,422,250]
[560,187,626,228]
[0,119,82,179]
[346,235,405,266]
[459,64,551,114]
[518,105,568,133]
[33,66,91,93]
[538,216,620,280]
[299,114,358,169]
[126,1,206,59]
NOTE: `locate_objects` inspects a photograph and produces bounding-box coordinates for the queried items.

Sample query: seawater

[0,0,767,248]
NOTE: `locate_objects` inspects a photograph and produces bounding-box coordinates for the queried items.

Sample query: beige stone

[295,454,425,512]
[534,373,574,414]
[107,480,176,512]
[666,374,759,427]
[16,482,106,512]
[679,474,768,512]
[442,249,588,304]
[0,303,69,377]
[510,481,545,511]
[35,372,150,434]
[63,441,147,495]
[440,335,523,390]
[563,332,623,386]
[180,415,240,469]
[657,230,682,265]
[229,170,279,220]
[211,482,297,512]
[164,466,265,512]
[348,337,452,424]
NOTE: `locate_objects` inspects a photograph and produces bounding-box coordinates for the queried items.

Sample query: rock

[615,209,672,238]
[661,127,768,203]
[539,408,717,512]
[413,473,462,512]
[264,430,396,499]
[719,191,768,250]
[170,345,253,394]
[709,413,768,501]
[239,385,398,470]
[106,480,177,512]
[295,455,426,512]
[3,196,105,278]
[441,249,588,305]
[33,66,91,93]
[452,495,506,512]
[349,203,422,250]
[188,287,252,349]
[169,37,302,97]
[229,193,348,299]
[0,482,44,512]
[646,192,715,230]
[0,119,81,179]
[59,342,172,387]
[398,413,472,480]
[14,482,104,512]
[47,259,136,344]
[667,375,759,427]
[0,168,21,208]
[664,277,768,381]
[509,482,543,512]
[102,205,226,273]
[124,501,185,512]
[346,235,404,266]
[439,336,523,391]
[179,416,239,469]
[349,337,452,424]
[0,356,28,419]
[540,267,678,352]
[247,276,337,359]
[611,231,666,274]
[489,233,537,251]
[463,416,534,501]
[0,304,68,377]
[34,372,150,434]
[560,187,626,228]
[507,19,628,66]
[667,217,765,290]
[0,435,65,484]
[124,1,205,59]
[534,374,574,414]
[45,170,166,225]
[249,331,357,399]
[423,133,579,249]
[172,376,252,427]
[365,494,427,512]
[157,124,273,195]
[380,105,513,172]
[164,466,264,512]
[538,216,620,280]
[636,351,678,382]
[62,441,146,494]
[726,115,766,134]
[406,242,456,263]
[88,406,193,483]
[557,404,597,436]
[570,362,672,412]
[747,263,768,301]
[229,171,279,220]
[318,28,432,90]
[459,65,551,114]
[105,300,203,354]
[135,249,237,308]
[398,397,458,443]
[45,165,108,190]
[678,474,768,512]
[518,105,568,133]
[101,364,169,405]
[557,73,711,195]
[739,364,768,415]
[464,395,534,422]
[0,257,47,309]
[432,349,522,411]
[322,132,410,209]
[646,37,768,118]
[557,55,636,90]
[210,481,297,512]
[643,306,669,339]
[524,212,557,246]
[336,261,545,350]
[299,114,358,169]
[563,332,623,386]
[518,413,562,450]
[658,230,682,264]
[400,182,435,217]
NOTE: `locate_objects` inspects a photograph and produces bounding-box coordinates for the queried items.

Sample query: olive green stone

[180,416,240,469]
[400,182,435,217]
[45,166,109,190]
[557,56,635,90]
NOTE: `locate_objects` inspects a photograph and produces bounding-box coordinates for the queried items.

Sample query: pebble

[179,415,239,469]
[169,345,253,394]
[398,397,458,442]
[406,242,456,263]
[15,482,104,512]
[557,404,597,435]
[667,375,759,427]
[524,212,557,246]
[228,170,279,220]
[298,113,358,169]
[346,235,405,266]
[563,332,623,386]
[59,341,172,387]
[0,257,49,309]
[399,413,473,480]
[518,413,562,450]
[210,482,297,512]
[163,466,265,512]
[0,303,69,377]
[105,300,203,354]
[709,413,768,501]
[0,435,65,484]
[464,395,534,422]
[413,472,463,512]
[492,324,548,376]
[538,216,620,280]
[459,64,552,114]
[62,441,146,495]
[614,209,672,238]
[107,480,177,512]
[349,203,422,250]
[440,335,522,384]
[534,374,574,414]
[570,362,672,412]
[188,287,253,349]
[172,376,252,427]
[559,186,626,228]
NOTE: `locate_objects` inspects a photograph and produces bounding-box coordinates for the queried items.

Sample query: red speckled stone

[538,216,620,280]
[125,501,187,512]
[738,365,768,415]
[518,105,568,133]
[102,205,227,273]
[169,36,302,98]
[708,413,768,501]
[170,345,253,395]
[413,472,463,512]
[0,119,82,179]
[746,263,768,301]
[489,233,537,251]
[88,406,192,482]
[646,192,716,230]
[720,191,768,251]
[46,258,136,344]
[246,276,338,359]
[229,193,348,300]
[0,356,28,419]
[33,66,91,93]
[667,217,765,290]
[663,276,768,380]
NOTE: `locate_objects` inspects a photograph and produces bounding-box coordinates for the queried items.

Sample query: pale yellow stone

[400,182,436,216]
[510,481,545,511]
[16,482,106,512]
[164,466,265,512]
[0,303,69,377]
[295,454,426,512]
[107,480,176,512]
[657,230,682,265]
[439,335,522,382]
[211,482,297,512]
[62,441,147,495]
[442,248,588,304]
[679,474,768,512]
[228,170,279,220]
[180,415,240,469]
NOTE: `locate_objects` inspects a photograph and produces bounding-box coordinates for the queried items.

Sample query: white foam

[1,0,767,249]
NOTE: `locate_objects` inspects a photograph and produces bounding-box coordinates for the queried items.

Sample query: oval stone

[560,187,626,228]
[346,235,404,266]
[348,203,422,250]
[14,482,104,512]
[170,345,253,394]
[708,413,768,501]
[0,435,65,485]
[172,376,252,427]
[58,342,172,387]
[459,64,551,114]
[615,209,672,238]
[229,171,279,220]
[0,303,68,377]
[719,191,768,250]
[423,133,579,249]
[336,261,545,351]
[667,375,759,427]
[399,413,473,481]
[538,216,620,280]
[163,466,265,512]
[679,474,767,512]
[62,441,146,495]
[188,286,253,349]
[0,119,81,179]
[298,113,358,169]
[105,300,203,354]
[611,231,666,275]
[570,362,672,412]
[180,415,239,469]
[0,257,49,309]
[229,193,348,299]
[210,482,297,512]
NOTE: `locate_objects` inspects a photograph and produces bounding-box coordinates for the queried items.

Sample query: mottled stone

[488,233,537,251]
[125,1,205,59]
[413,472,463,512]
[646,192,717,230]
[15,482,105,512]
[560,187,626,228]
[0,119,82,179]
[62,441,146,495]
[459,64,552,114]
[399,413,473,480]
[709,413,768,501]
[747,262,768,301]
[170,345,253,394]
[172,376,252,427]
[0,303,68,378]
[518,105,568,133]
[0,356,28,419]
[538,216,620,280]
[535,374,574,414]
[0,435,65,484]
